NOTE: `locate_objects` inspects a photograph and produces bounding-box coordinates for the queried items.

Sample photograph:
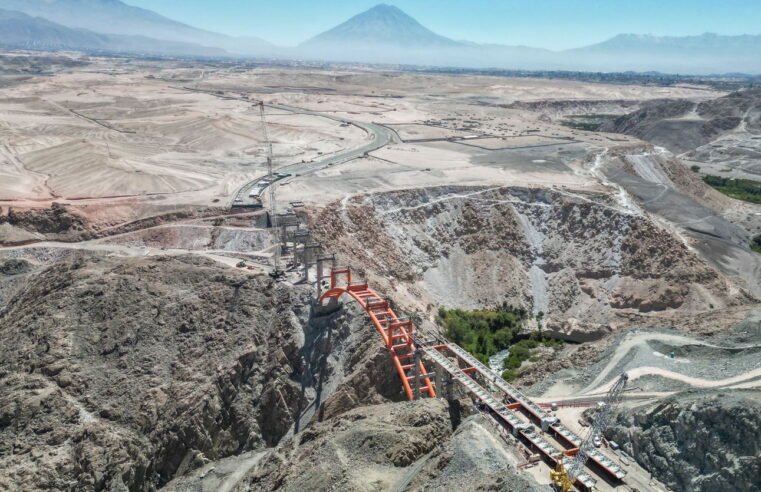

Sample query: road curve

[173,87,397,206]
[234,102,397,206]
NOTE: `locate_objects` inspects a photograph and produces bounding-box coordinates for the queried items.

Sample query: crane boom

[258,101,282,277]
[551,372,629,491]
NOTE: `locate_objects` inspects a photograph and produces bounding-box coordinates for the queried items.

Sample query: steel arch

[320,268,436,400]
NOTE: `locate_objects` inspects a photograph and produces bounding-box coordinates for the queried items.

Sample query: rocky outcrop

[0,253,380,491]
[0,202,92,244]
[0,258,32,276]
[602,89,761,153]
[0,203,91,243]
[245,400,547,492]
[311,186,753,340]
[505,99,639,121]
[608,391,761,492]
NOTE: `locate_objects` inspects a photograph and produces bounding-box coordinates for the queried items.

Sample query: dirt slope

[602,89,761,153]
[242,400,548,492]
[310,186,755,341]
[0,254,320,491]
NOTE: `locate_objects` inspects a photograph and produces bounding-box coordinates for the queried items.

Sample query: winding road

[174,87,398,206]
[235,102,397,205]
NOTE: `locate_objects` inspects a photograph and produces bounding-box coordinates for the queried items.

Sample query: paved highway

[233,103,397,207]
[270,101,398,174]
[174,87,398,207]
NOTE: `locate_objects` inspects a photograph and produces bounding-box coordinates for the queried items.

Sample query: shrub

[503,356,522,369]
[437,307,525,363]
[752,235,761,254]
[501,369,518,382]
[542,338,564,348]
[703,174,761,205]
[510,345,530,360]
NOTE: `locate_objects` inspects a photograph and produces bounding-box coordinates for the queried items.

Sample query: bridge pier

[312,298,342,317]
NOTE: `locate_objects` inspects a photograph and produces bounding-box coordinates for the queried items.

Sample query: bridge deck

[320,268,625,490]
[422,344,597,491]
[436,342,626,482]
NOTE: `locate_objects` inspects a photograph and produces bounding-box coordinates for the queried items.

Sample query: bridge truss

[317,265,628,491]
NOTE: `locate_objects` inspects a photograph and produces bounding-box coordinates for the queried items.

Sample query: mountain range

[0,0,274,55]
[1,1,760,74]
[0,8,226,56]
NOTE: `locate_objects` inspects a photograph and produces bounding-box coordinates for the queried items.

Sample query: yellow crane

[550,373,628,491]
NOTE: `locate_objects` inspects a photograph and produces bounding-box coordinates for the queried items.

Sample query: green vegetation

[502,338,537,369]
[752,235,761,254]
[559,113,618,132]
[559,120,602,132]
[437,307,525,365]
[703,174,761,205]
[500,336,560,369]
[501,369,518,382]
[690,165,701,172]
[437,307,563,377]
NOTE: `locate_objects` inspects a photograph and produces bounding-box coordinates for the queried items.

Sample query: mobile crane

[550,373,629,491]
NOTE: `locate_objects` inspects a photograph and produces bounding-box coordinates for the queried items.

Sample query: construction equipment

[550,373,629,491]
[258,101,284,278]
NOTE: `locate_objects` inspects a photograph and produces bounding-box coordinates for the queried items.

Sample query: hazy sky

[127,0,761,49]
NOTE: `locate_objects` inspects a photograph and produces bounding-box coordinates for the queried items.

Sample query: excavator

[550,373,629,491]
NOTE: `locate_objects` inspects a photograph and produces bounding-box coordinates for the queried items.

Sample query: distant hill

[577,33,761,56]
[302,4,461,48]
[567,33,761,73]
[0,0,275,56]
[0,8,226,57]
[0,8,110,51]
[299,5,761,73]
[602,89,761,153]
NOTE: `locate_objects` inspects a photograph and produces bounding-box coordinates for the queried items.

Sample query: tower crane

[258,101,284,278]
[550,373,629,491]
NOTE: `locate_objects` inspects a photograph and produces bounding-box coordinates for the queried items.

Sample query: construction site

[1,53,760,492]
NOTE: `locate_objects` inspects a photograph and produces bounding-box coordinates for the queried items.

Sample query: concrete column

[435,366,443,399]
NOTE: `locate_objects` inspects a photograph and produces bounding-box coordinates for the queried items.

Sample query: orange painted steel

[320,268,436,400]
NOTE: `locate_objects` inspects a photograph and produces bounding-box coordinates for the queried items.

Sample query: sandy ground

[0,55,725,229]
[2,56,753,492]
[538,330,761,402]
[0,61,366,211]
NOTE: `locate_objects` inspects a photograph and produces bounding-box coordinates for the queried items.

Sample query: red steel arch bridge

[318,265,629,492]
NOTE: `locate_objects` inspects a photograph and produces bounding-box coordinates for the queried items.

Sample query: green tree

[752,235,761,254]
[501,369,518,382]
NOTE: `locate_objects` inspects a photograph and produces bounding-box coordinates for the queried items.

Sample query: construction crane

[550,373,629,491]
[258,101,284,278]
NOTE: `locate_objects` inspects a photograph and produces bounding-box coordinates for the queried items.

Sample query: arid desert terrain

[1,52,760,492]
